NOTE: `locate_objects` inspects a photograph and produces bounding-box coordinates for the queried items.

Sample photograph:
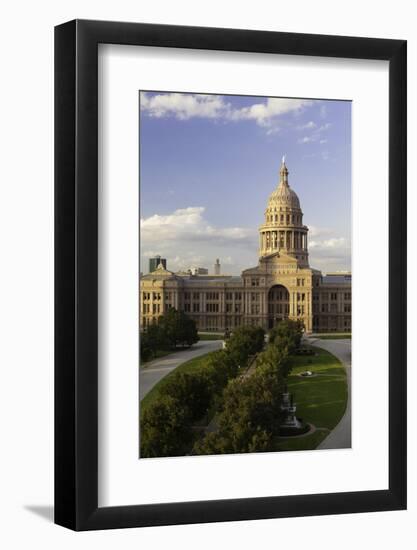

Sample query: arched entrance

[268,284,290,329]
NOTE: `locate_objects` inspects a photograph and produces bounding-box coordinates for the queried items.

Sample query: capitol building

[140,160,351,334]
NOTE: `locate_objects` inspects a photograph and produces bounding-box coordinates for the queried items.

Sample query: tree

[140,395,192,458]
[158,308,199,348]
[204,349,240,389]
[226,325,265,366]
[161,372,211,422]
[140,322,170,362]
[255,343,292,378]
[270,319,303,355]
[194,361,285,455]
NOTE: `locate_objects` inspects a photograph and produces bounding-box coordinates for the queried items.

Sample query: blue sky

[140,92,351,275]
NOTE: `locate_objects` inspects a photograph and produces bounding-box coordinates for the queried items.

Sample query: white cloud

[141,93,228,120]
[309,236,350,271]
[140,207,258,273]
[309,237,347,250]
[298,135,316,144]
[141,92,313,129]
[297,121,332,147]
[141,210,350,273]
[318,122,332,131]
[229,97,313,127]
[297,121,317,130]
[141,207,254,243]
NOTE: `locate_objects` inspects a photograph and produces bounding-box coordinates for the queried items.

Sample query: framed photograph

[55,20,406,530]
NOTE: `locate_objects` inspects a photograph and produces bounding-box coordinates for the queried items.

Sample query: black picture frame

[55,19,407,531]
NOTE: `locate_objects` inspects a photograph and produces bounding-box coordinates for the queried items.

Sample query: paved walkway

[139,340,223,400]
[305,337,352,450]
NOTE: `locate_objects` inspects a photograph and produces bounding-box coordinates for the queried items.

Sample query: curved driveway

[306,337,352,450]
[140,340,223,400]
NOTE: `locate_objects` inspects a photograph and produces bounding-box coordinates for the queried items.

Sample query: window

[344,292,351,301]
[321,304,328,313]
[331,292,337,300]
[344,304,351,313]
[226,292,233,301]
[330,303,338,313]
[234,304,241,313]
[235,292,242,301]
[251,278,259,286]
[206,292,219,301]
[322,293,328,300]
[251,292,260,302]
[193,292,200,300]
[193,303,200,313]
[184,303,191,312]
[184,292,190,301]
[226,303,232,313]
[165,292,171,301]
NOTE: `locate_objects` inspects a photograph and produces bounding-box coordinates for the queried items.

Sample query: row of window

[143,290,351,303]
[141,303,161,314]
[226,292,243,301]
[266,213,302,224]
[313,292,351,301]
[314,304,352,313]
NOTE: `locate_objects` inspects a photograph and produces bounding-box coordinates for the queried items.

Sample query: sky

[140,91,351,275]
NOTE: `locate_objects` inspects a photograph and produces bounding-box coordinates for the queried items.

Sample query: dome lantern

[280,156,289,186]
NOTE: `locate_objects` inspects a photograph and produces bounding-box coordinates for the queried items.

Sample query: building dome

[268,184,301,210]
[267,158,300,210]
[259,158,309,266]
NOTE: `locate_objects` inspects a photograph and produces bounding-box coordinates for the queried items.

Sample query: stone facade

[140,160,351,334]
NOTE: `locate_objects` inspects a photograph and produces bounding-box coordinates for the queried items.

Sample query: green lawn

[274,345,348,451]
[312,333,351,340]
[198,333,225,341]
[140,351,216,415]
